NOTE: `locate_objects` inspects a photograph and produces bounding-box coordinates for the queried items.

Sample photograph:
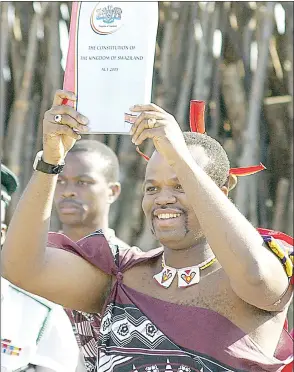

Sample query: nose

[61,184,77,199]
[62,190,77,198]
[154,190,177,206]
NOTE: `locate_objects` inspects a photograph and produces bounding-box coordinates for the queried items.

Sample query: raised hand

[129,103,188,164]
[43,90,89,164]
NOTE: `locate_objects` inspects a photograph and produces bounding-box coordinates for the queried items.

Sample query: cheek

[79,187,98,203]
[86,187,109,206]
[142,195,152,216]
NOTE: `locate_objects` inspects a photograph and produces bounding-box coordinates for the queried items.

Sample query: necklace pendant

[153,267,177,288]
[177,267,200,288]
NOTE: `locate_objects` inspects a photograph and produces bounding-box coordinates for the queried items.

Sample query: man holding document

[2,88,293,371]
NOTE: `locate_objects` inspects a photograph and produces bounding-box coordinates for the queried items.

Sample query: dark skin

[2,92,292,359]
[124,149,289,356]
[141,147,227,267]
[54,151,120,242]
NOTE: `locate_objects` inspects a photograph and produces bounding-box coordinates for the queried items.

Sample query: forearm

[172,151,267,282]
[2,171,57,284]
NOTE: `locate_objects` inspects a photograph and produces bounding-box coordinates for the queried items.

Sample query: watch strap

[35,156,64,175]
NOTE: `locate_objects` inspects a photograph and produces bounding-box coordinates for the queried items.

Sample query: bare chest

[124,265,262,323]
[122,263,285,355]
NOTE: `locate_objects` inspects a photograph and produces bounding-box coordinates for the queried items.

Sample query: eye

[175,184,183,191]
[145,186,158,193]
[77,180,90,186]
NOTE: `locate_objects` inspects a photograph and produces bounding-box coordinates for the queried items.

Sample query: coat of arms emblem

[91,3,123,35]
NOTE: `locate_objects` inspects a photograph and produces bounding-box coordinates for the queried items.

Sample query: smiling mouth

[156,213,181,220]
[153,213,183,229]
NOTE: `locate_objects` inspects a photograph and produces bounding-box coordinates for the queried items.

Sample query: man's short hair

[182,132,230,187]
[69,140,120,183]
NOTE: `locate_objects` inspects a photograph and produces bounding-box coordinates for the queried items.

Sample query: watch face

[52,165,63,174]
[34,155,64,174]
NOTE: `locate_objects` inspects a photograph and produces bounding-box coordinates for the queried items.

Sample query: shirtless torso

[123,256,290,357]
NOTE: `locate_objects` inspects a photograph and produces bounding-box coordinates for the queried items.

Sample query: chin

[155,227,204,249]
[58,215,83,226]
[155,230,187,247]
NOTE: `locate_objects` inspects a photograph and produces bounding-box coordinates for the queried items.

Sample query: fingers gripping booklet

[63,2,158,134]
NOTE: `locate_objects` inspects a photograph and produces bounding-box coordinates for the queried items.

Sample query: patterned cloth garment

[48,229,293,372]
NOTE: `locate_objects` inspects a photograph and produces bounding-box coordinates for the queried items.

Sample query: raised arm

[129,103,292,311]
[1,90,110,313]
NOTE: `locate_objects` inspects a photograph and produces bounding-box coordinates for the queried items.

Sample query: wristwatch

[33,151,65,175]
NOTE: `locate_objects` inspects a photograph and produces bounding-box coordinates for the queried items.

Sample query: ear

[107,182,121,204]
[228,174,238,191]
[221,185,229,197]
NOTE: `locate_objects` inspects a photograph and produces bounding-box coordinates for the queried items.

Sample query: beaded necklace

[153,253,217,288]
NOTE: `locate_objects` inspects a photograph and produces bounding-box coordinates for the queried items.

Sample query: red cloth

[282,361,293,371]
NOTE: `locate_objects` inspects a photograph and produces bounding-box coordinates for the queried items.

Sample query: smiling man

[142,135,226,250]
[2,90,293,372]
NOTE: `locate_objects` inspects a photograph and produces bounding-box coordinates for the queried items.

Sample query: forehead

[145,146,210,181]
[63,152,108,178]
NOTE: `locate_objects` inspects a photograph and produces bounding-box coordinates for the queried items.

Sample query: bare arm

[1,91,109,313]
[172,152,291,310]
[130,103,292,311]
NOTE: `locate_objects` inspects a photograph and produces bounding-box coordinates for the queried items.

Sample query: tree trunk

[235,3,275,220]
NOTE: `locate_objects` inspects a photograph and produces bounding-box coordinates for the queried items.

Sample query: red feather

[229,163,266,176]
[189,100,205,134]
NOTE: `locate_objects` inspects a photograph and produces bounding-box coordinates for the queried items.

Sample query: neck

[163,238,214,269]
[62,218,109,242]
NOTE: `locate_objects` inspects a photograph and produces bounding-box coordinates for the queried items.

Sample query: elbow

[1,259,31,289]
[243,265,267,286]
[1,255,13,282]
[240,242,277,285]
[2,268,34,292]
[2,263,21,286]
[235,251,268,286]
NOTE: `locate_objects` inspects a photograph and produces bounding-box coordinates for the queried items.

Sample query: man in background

[54,139,128,248]
[1,164,80,372]
[53,139,134,371]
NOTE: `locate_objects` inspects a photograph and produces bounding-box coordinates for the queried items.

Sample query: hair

[69,139,120,182]
[182,132,230,187]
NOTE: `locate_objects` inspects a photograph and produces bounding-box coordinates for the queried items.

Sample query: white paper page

[74,2,158,134]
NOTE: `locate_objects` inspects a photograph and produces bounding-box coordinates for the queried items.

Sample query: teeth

[157,213,181,219]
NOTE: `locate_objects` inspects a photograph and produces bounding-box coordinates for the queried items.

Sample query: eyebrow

[58,174,95,180]
[143,177,180,187]
[77,174,95,178]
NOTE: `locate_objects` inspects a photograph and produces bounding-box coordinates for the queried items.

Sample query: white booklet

[63,2,158,134]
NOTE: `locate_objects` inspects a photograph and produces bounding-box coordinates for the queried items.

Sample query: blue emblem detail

[96,5,122,24]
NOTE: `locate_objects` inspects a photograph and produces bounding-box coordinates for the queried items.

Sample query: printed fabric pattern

[64,230,121,372]
[47,229,293,372]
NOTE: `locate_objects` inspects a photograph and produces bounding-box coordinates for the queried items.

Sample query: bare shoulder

[18,246,112,313]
